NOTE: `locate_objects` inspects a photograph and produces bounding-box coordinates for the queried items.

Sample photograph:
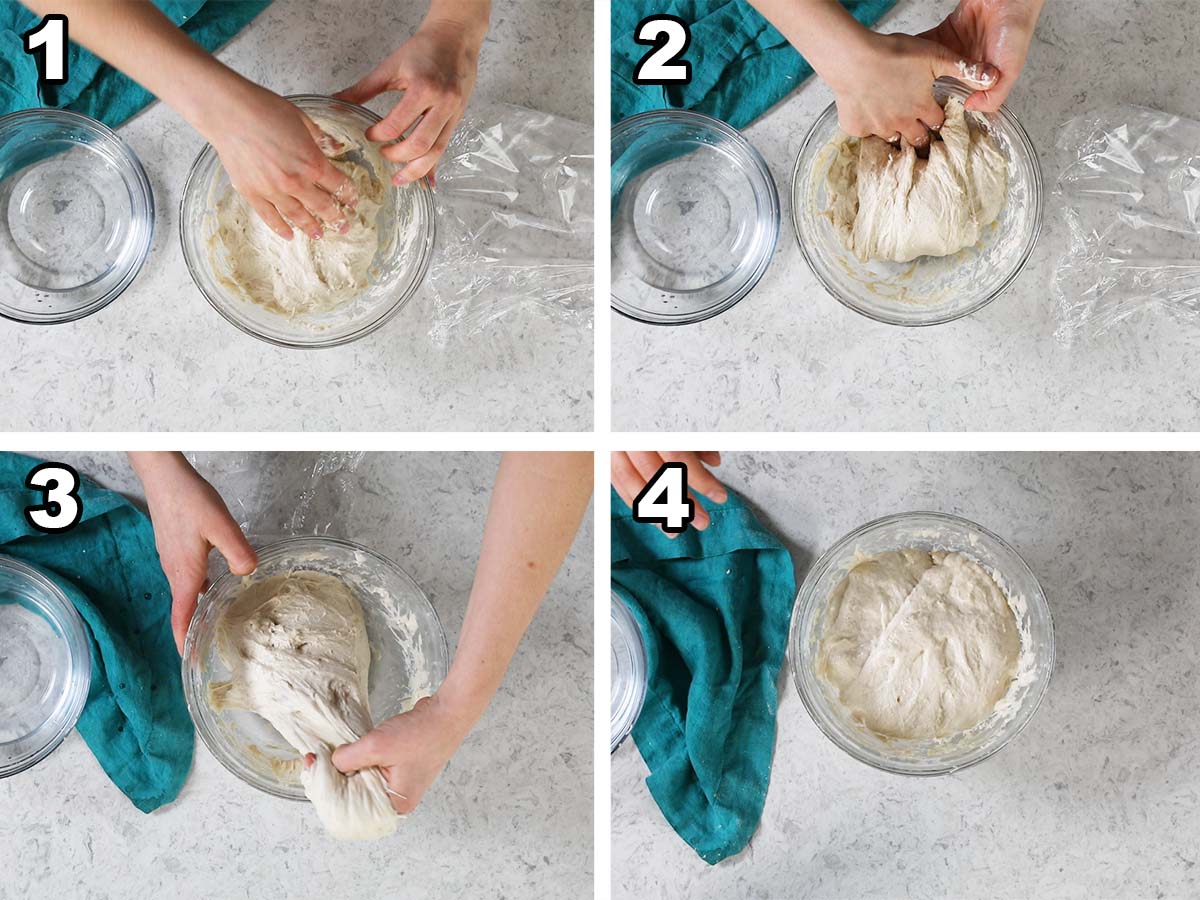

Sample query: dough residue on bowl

[208,570,396,841]
[816,548,1020,740]
[824,97,1007,263]
[207,116,388,317]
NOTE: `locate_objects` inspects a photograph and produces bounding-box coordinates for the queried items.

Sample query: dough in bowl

[816,549,1020,739]
[824,97,1007,263]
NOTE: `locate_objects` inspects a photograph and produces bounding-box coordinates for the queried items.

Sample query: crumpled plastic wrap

[1053,105,1200,342]
[188,452,364,550]
[428,101,593,344]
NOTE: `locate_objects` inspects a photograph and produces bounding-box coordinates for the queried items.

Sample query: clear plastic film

[1053,106,1200,342]
[426,100,594,344]
[186,452,364,553]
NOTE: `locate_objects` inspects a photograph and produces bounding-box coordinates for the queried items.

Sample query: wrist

[435,667,495,733]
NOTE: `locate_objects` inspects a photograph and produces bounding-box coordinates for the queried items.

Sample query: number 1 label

[23,14,69,87]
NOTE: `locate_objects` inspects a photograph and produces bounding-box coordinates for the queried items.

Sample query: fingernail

[337,220,350,234]
[311,230,323,240]
[713,489,728,503]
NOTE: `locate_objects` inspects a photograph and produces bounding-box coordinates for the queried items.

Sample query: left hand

[919,0,1045,112]
[331,694,472,814]
[334,11,487,185]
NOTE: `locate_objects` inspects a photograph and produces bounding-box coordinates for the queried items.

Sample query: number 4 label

[633,15,692,85]
[633,462,694,534]
[22,14,69,88]
[24,462,83,534]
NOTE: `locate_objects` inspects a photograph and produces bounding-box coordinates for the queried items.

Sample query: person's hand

[203,82,359,241]
[334,7,488,185]
[611,451,728,532]
[331,694,472,814]
[822,30,998,145]
[129,453,257,653]
[919,0,1045,112]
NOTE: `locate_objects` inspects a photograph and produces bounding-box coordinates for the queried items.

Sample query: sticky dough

[208,117,388,317]
[209,571,396,841]
[824,98,1008,263]
[816,549,1020,739]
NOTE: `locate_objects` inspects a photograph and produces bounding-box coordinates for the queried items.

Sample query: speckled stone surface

[0,0,593,432]
[614,451,1200,898]
[1,451,593,899]
[612,1,1200,431]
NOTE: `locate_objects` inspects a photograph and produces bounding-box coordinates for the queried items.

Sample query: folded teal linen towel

[612,0,897,128]
[0,0,271,127]
[611,486,796,864]
[0,453,191,812]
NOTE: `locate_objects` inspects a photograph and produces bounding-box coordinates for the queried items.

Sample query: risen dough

[208,117,387,317]
[824,98,1007,263]
[817,549,1020,739]
[209,571,396,840]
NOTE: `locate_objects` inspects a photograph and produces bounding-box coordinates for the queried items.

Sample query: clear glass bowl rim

[610,589,648,754]
[0,107,155,325]
[181,534,448,801]
[610,107,781,326]
[178,94,436,349]
[788,510,1055,776]
[790,81,1044,327]
[0,553,92,779]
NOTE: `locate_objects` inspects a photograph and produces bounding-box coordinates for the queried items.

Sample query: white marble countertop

[613,0,1200,431]
[0,0,593,432]
[1,451,593,899]
[613,451,1200,898]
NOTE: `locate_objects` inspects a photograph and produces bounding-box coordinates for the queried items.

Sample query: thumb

[333,67,391,106]
[930,49,1001,92]
[208,516,257,576]
[332,732,384,773]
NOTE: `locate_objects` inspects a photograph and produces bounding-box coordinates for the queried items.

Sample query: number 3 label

[633,462,694,534]
[22,14,69,87]
[24,463,83,534]
[633,15,692,85]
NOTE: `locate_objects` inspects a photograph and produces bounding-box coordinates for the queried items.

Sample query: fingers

[662,452,728,505]
[627,450,709,531]
[697,451,722,467]
[277,197,324,242]
[898,120,932,148]
[334,66,391,107]
[250,197,293,240]
[169,577,203,655]
[367,90,431,144]
[917,97,946,132]
[384,778,418,815]
[610,452,646,510]
[964,82,1010,114]
[207,516,257,577]
[387,123,454,185]
[296,180,349,234]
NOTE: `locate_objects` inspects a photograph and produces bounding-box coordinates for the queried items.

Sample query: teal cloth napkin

[612,0,898,128]
[0,453,191,812]
[611,487,796,864]
[0,0,271,127]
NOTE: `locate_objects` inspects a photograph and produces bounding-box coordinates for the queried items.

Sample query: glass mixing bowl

[182,536,448,800]
[0,555,91,778]
[179,95,436,348]
[610,589,647,753]
[789,511,1054,775]
[792,80,1042,325]
[611,109,780,325]
[0,109,154,324]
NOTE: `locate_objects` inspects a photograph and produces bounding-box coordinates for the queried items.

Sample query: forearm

[127,451,191,492]
[748,0,873,76]
[439,452,592,725]
[20,0,251,138]
[424,0,490,44]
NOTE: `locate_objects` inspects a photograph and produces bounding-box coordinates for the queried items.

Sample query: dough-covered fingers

[898,120,931,147]
[277,198,324,241]
[250,197,293,240]
[298,184,348,233]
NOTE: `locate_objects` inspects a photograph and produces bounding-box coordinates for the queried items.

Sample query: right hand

[824,30,998,146]
[205,84,359,241]
[611,451,728,532]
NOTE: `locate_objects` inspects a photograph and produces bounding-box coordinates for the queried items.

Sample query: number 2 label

[633,15,692,85]
[24,462,83,534]
[22,14,69,87]
[633,462,694,534]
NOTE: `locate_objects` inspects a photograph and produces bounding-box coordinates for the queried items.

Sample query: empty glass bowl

[790,512,1054,775]
[0,109,154,324]
[610,589,647,753]
[182,536,448,800]
[0,555,91,778]
[180,95,436,348]
[792,80,1042,325]
[611,109,780,324]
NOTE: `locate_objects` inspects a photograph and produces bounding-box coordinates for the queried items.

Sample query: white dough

[824,98,1008,263]
[209,571,396,841]
[208,116,388,317]
[816,549,1020,739]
